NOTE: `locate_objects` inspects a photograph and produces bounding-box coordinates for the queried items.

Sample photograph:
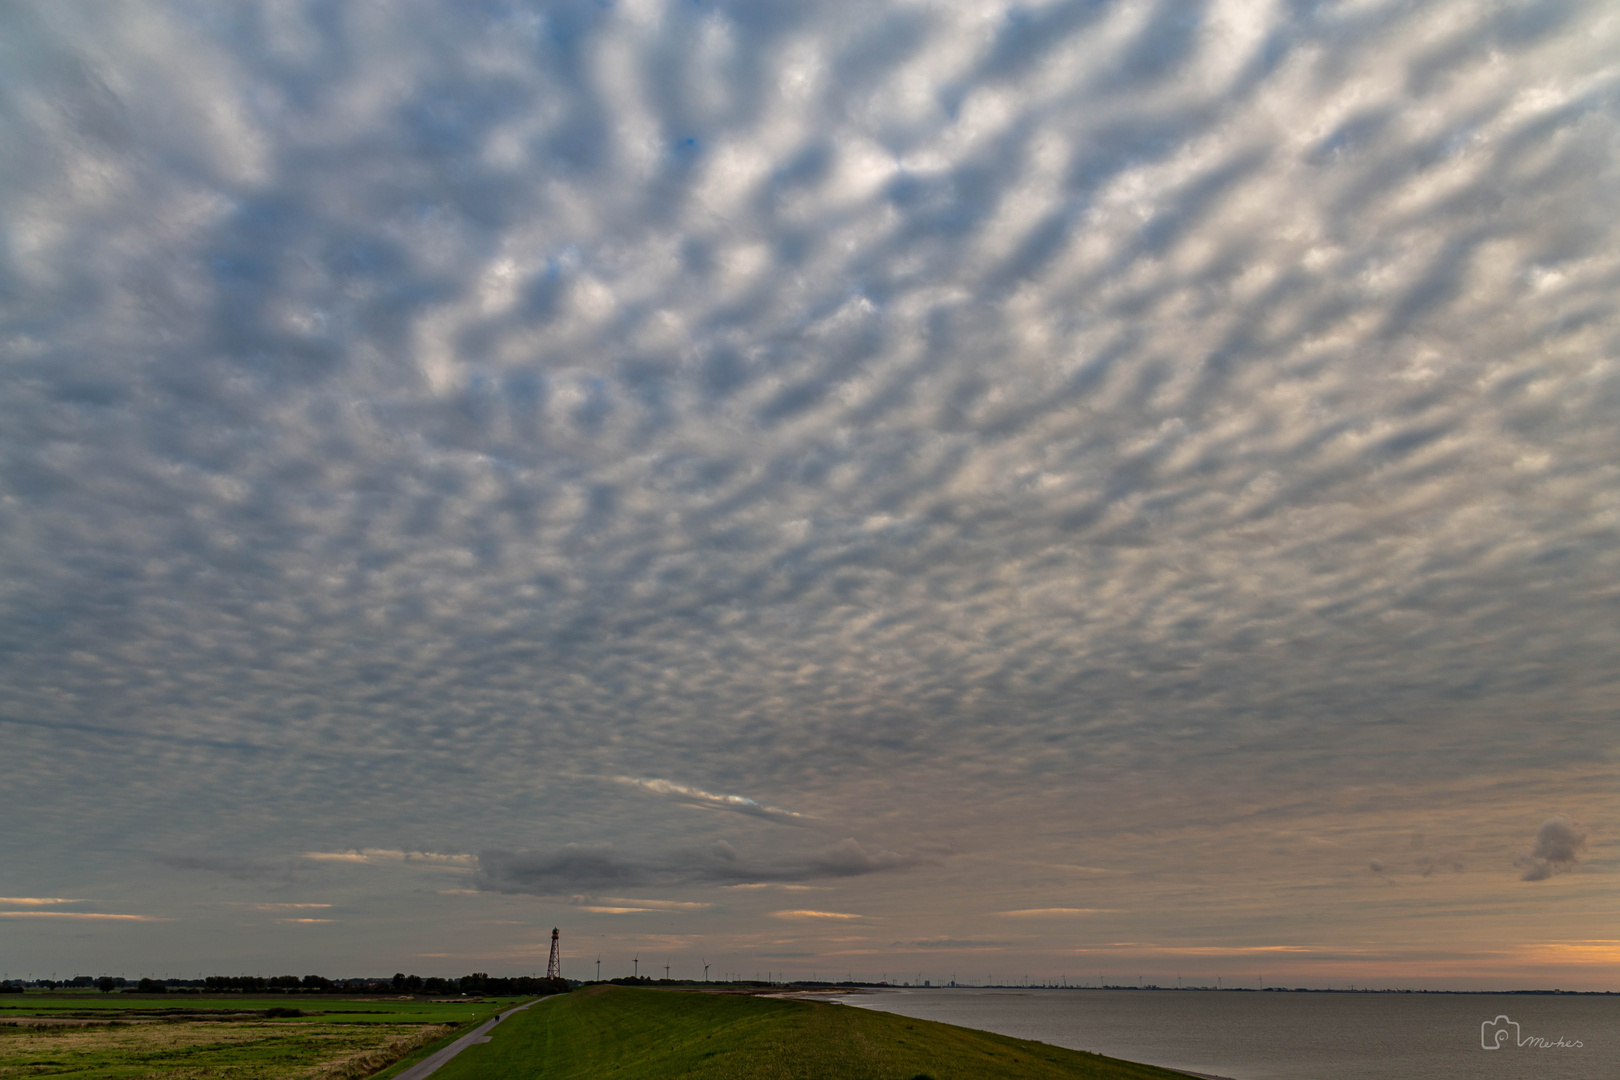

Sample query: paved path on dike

[393,996,550,1080]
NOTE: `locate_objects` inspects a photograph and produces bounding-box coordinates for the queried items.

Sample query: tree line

[2,973,569,995]
[203,973,570,995]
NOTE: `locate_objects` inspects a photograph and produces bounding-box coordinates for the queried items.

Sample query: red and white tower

[546,927,562,980]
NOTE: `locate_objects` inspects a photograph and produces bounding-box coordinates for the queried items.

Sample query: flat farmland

[0,994,527,1079]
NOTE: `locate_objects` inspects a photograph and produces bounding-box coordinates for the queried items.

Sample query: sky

[1,0,1616,991]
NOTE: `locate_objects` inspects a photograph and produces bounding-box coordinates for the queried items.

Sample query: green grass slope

[430,986,1194,1080]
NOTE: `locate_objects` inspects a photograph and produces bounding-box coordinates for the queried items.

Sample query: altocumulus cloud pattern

[1,0,1617,970]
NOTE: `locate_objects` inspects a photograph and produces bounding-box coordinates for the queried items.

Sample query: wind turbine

[703,959,709,982]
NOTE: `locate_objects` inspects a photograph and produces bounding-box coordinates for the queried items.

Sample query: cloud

[1517,817,1588,881]
[994,908,1113,917]
[892,938,1011,950]
[1516,941,1620,965]
[591,897,711,911]
[1415,852,1465,877]
[573,896,711,914]
[721,884,829,891]
[773,910,867,920]
[0,897,86,905]
[1367,851,1463,879]
[610,776,806,823]
[476,837,930,895]
[276,917,334,924]
[154,854,286,881]
[303,850,475,869]
[578,907,654,915]
[0,911,165,921]
[0,0,1616,983]
[1069,943,1313,956]
[806,838,923,877]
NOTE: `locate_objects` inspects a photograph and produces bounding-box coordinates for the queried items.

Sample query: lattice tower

[546,927,561,980]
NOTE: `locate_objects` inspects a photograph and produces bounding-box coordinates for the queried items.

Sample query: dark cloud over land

[477,838,929,894]
[1517,817,1588,882]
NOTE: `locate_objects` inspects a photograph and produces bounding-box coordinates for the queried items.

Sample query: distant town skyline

[1,0,1614,991]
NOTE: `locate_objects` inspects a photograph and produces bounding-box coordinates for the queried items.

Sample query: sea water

[830,988,1618,1080]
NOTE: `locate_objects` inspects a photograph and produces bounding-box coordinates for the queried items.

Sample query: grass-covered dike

[432,986,1197,1080]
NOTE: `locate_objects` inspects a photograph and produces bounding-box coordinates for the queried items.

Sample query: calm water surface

[832,988,1618,1080]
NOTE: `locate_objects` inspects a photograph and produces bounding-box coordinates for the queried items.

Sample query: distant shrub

[263,1007,304,1018]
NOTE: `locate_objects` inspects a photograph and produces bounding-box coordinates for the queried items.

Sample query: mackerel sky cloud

[1,0,1616,987]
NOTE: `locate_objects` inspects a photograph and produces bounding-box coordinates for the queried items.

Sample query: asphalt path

[392,997,550,1080]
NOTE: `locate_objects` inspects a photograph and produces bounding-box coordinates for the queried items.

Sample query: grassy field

[431,986,1195,1080]
[0,993,527,1079]
[0,994,508,1024]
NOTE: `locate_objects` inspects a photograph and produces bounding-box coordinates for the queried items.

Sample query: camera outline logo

[1481,1015,1519,1050]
